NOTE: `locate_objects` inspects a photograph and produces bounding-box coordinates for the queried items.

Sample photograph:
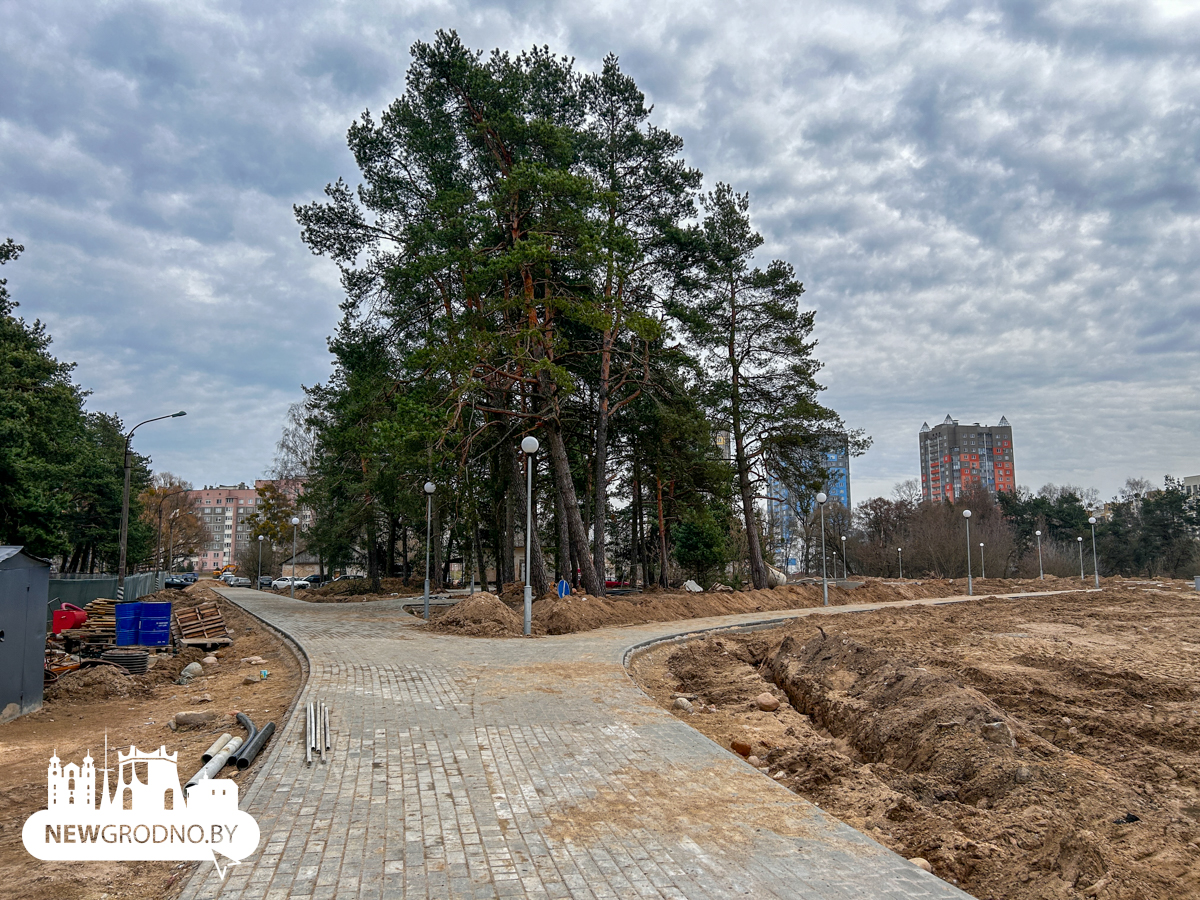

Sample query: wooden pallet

[173,601,232,648]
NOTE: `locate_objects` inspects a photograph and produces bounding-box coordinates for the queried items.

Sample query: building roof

[281,549,320,566]
[0,546,51,567]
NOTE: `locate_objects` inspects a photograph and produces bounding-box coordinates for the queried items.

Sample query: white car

[271,577,309,590]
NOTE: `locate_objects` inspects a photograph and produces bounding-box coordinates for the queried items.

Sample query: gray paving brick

[175,587,979,900]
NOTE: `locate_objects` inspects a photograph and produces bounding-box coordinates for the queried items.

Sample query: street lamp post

[258,534,265,590]
[117,410,186,598]
[153,487,187,587]
[166,508,180,578]
[1035,530,1044,580]
[290,516,300,599]
[816,492,828,606]
[963,509,973,596]
[980,542,985,579]
[423,481,436,621]
[1088,516,1099,588]
[840,535,847,580]
[1077,535,1085,583]
[521,436,540,636]
[897,547,903,580]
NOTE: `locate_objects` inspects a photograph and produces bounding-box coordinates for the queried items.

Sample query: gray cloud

[1,0,1197,499]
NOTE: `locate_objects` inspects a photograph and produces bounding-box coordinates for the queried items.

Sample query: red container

[52,604,88,634]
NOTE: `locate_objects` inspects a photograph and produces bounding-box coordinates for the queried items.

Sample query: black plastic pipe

[235,721,275,770]
[229,712,258,768]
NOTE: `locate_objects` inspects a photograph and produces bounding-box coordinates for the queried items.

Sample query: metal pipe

[201,733,233,764]
[319,702,326,764]
[324,704,330,751]
[306,702,312,764]
[235,721,275,770]
[184,736,244,793]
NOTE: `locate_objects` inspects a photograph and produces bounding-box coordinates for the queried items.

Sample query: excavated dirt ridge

[631,585,1200,900]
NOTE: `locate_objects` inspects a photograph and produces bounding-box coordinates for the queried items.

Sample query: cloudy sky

[2,0,1197,503]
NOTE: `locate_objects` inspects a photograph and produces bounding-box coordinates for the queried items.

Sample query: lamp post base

[424,579,430,621]
[524,586,532,636]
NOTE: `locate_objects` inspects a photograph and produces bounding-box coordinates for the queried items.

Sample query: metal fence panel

[47,572,162,624]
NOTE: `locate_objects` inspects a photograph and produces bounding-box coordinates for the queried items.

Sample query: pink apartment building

[184,481,311,572]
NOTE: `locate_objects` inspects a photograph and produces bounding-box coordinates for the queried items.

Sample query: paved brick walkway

[179,588,986,900]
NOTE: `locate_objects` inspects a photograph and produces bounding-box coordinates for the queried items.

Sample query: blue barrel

[137,625,171,646]
[115,602,142,625]
[115,625,139,646]
[140,601,172,620]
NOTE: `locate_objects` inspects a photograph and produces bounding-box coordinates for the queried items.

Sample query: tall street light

[1035,530,1044,580]
[1077,535,1085,583]
[290,516,300,599]
[117,410,186,598]
[166,509,180,577]
[840,535,847,580]
[897,547,903,580]
[258,534,265,590]
[1088,516,1099,588]
[423,481,436,621]
[154,486,188,586]
[980,542,986,579]
[521,436,540,635]
[816,492,828,606]
[963,509,973,596]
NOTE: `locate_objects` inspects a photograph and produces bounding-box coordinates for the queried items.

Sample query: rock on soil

[428,592,525,637]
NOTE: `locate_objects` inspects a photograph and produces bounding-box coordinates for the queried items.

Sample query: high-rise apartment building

[183,480,311,572]
[919,415,1015,502]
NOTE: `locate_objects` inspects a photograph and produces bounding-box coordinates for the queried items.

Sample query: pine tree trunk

[656,471,669,588]
[541,422,604,596]
[386,517,396,577]
[591,328,613,595]
[431,497,444,591]
[555,489,569,582]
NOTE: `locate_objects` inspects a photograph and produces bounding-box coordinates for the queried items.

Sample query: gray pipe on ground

[201,733,233,764]
[235,721,275,770]
[184,736,244,793]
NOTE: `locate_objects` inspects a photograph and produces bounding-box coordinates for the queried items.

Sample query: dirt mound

[307,576,423,599]
[428,592,525,637]
[636,587,1200,900]
[44,665,151,701]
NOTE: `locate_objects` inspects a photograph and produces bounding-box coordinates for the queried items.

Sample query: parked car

[332,574,361,582]
[220,573,238,585]
[258,575,274,588]
[181,572,198,583]
[303,574,325,586]
[229,576,251,587]
[271,576,309,590]
[164,576,190,589]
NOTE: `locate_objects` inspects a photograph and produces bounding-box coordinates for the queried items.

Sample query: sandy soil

[0,583,304,900]
[422,574,1171,637]
[630,584,1200,900]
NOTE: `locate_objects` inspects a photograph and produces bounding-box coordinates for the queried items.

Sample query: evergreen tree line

[815,479,1199,580]
[289,33,866,593]
[0,238,156,571]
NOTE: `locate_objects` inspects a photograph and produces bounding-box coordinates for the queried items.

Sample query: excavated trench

[644,592,1200,900]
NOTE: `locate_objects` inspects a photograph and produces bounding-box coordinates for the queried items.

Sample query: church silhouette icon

[24,739,259,877]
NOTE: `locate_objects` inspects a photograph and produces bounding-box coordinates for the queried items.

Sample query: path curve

[178,587,1000,900]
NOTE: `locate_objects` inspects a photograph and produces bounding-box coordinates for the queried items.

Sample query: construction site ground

[0,581,304,900]
[3,576,1197,899]
[630,581,1200,900]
